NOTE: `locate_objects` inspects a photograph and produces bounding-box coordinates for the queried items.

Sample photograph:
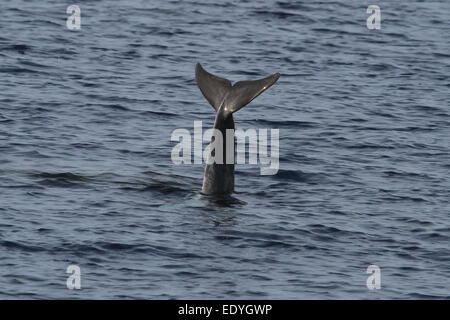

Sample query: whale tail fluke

[195,63,232,112]
[195,63,280,113]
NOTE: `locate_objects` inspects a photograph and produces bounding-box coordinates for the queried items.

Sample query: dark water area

[0,0,449,299]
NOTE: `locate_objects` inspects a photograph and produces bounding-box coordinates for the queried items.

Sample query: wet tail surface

[196,63,280,195]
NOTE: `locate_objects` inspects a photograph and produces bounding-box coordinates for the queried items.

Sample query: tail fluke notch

[195,63,280,113]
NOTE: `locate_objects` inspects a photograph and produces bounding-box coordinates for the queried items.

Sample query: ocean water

[0,0,449,299]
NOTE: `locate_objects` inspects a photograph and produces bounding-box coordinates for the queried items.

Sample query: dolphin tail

[195,63,232,112]
[195,63,280,113]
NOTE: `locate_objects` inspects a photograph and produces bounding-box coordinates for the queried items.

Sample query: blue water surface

[0,0,449,299]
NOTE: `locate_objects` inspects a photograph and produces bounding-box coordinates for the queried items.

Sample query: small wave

[346,143,395,150]
[30,171,91,188]
[0,240,43,252]
[272,169,326,184]
[0,44,31,54]
[214,229,298,249]
[32,172,90,182]
[253,119,318,128]
[276,1,312,11]
[0,67,42,74]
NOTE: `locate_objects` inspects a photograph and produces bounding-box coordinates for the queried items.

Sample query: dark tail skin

[196,63,280,113]
[195,63,280,195]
